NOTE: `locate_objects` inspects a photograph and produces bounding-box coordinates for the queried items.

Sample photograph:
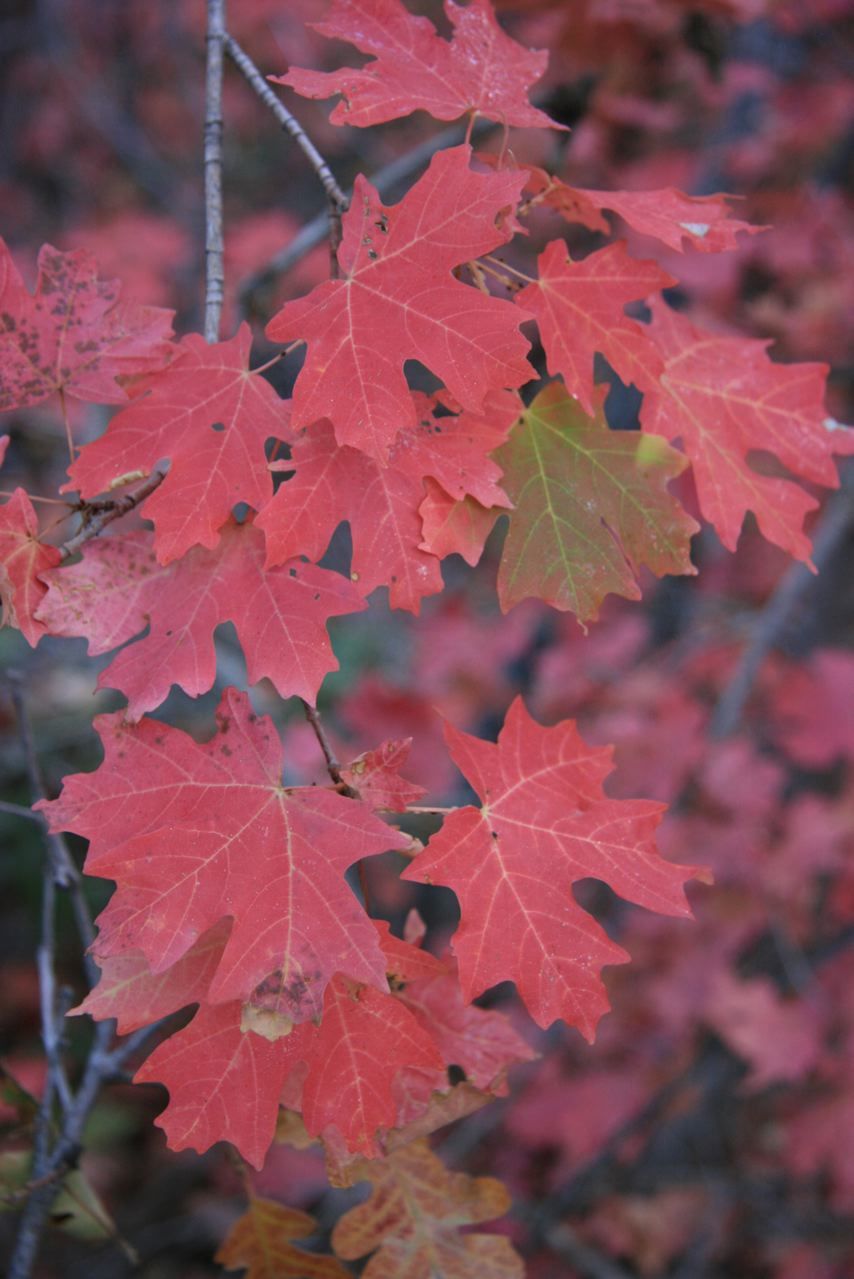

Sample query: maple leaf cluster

[1,0,852,1273]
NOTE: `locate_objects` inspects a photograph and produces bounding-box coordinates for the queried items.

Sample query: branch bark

[224,33,347,266]
[203,0,226,343]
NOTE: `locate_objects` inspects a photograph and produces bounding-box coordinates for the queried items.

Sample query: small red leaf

[0,237,173,412]
[641,298,854,560]
[0,489,61,646]
[342,740,427,812]
[135,999,308,1169]
[301,977,444,1155]
[280,0,562,132]
[518,240,674,414]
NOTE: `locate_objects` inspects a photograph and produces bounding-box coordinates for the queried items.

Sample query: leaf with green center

[495,382,697,621]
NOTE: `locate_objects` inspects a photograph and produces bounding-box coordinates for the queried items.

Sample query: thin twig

[7,673,114,1279]
[204,0,226,342]
[0,799,45,822]
[236,117,499,316]
[711,475,853,738]
[224,32,347,267]
[59,469,166,561]
[301,700,349,791]
[8,1017,114,1279]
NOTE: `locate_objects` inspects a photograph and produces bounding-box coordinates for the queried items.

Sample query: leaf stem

[58,388,75,464]
[481,254,535,285]
[0,491,72,506]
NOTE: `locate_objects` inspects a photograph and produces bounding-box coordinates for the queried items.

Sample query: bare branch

[59,469,166,562]
[224,32,347,265]
[0,799,44,822]
[204,0,226,342]
[301,699,352,793]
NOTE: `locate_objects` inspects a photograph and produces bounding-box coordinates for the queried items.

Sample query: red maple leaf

[418,483,499,568]
[300,977,444,1155]
[279,0,562,131]
[518,241,674,413]
[135,998,309,1170]
[341,740,427,812]
[258,421,443,613]
[0,238,173,412]
[66,326,290,563]
[641,298,854,560]
[399,961,536,1091]
[72,920,232,1035]
[37,519,365,717]
[265,146,531,461]
[256,392,514,612]
[532,184,762,253]
[403,698,705,1037]
[0,489,61,646]
[38,690,409,1020]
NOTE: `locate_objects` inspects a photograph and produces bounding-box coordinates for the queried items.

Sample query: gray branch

[203,0,226,342]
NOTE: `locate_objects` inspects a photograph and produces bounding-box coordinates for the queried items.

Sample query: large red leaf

[0,489,61,646]
[403,698,705,1037]
[279,0,561,131]
[0,238,173,412]
[641,298,854,560]
[66,326,290,563]
[37,519,364,717]
[38,689,409,1020]
[518,240,674,413]
[266,146,531,461]
[494,382,698,620]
